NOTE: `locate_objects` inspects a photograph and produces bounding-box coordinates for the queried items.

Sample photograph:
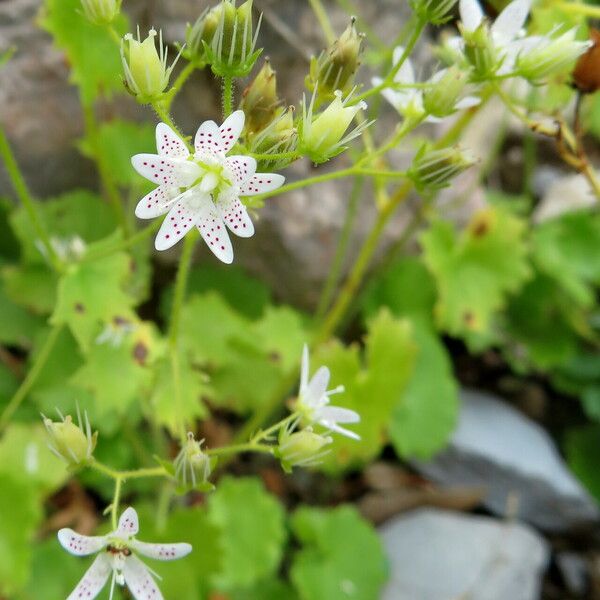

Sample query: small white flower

[372,47,479,121]
[296,344,360,440]
[58,507,192,600]
[131,110,285,263]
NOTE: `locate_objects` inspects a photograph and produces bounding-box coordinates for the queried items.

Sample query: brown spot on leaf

[113,316,129,327]
[471,220,488,237]
[268,351,281,364]
[132,342,148,366]
[74,302,85,313]
[463,311,475,327]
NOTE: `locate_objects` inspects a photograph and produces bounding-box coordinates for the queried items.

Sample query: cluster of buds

[408,144,476,191]
[173,432,215,492]
[410,0,458,25]
[306,18,364,104]
[42,408,97,469]
[187,0,262,77]
[121,28,182,102]
[300,89,370,164]
[80,0,121,25]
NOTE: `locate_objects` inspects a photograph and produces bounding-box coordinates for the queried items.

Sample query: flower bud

[248,106,298,170]
[423,66,469,118]
[517,30,591,84]
[300,89,370,163]
[42,410,97,468]
[410,0,458,25]
[408,144,476,191]
[80,0,120,25]
[573,29,600,93]
[121,28,181,101]
[241,59,279,134]
[173,433,215,491]
[204,0,263,77]
[276,428,332,473]
[185,6,221,65]
[306,18,364,103]
[460,22,498,79]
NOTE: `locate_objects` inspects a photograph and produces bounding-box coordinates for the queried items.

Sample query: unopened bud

[80,0,121,25]
[173,433,215,491]
[408,144,476,191]
[121,28,182,101]
[573,29,600,93]
[276,428,332,473]
[423,66,469,118]
[42,410,97,468]
[248,106,298,170]
[185,6,221,65]
[461,22,499,79]
[306,18,364,102]
[410,0,458,25]
[241,59,279,134]
[300,89,370,163]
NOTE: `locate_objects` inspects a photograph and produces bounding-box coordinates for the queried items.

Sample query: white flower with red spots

[131,110,285,263]
[58,507,191,600]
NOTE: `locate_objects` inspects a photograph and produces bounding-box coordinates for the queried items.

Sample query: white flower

[58,507,192,600]
[296,344,360,440]
[372,47,479,121]
[131,110,285,263]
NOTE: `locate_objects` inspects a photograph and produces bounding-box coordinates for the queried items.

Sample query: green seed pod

[408,144,477,191]
[173,433,215,492]
[460,22,499,79]
[410,0,458,25]
[241,59,279,134]
[43,410,97,468]
[423,66,469,118]
[80,0,121,25]
[185,6,221,65]
[276,428,332,473]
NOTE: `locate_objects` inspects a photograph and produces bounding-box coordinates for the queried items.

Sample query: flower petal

[58,529,107,556]
[130,540,192,561]
[454,96,481,109]
[459,0,484,31]
[392,47,415,85]
[155,195,204,251]
[122,554,164,600]
[135,186,179,219]
[491,0,530,42]
[117,507,139,537]
[322,420,361,440]
[218,192,255,238]
[225,155,257,185]
[156,123,189,159]
[238,173,285,196]
[306,366,331,407]
[319,405,360,424]
[66,553,111,600]
[131,154,201,188]
[300,344,310,393]
[218,110,245,154]
[197,203,234,264]
[194,120,223,155]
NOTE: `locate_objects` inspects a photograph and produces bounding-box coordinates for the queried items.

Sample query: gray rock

[379,508,549,600]
[413,389,600,531]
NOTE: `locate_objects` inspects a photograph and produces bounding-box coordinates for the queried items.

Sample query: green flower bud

[203,0,263,78]
[306,18,364,103]
[80,0,121,25]
[276,428,332,473]
[248,106,298,170]
[300,90,369,164]
[461,22,499,79]
[42,410,97,468]
[410,0,458,25]
[185,6,221,65]
[408,144,477,191]
[173,433,215,491]
[121,28,181,101]
[241,59,279,134]
[423,66,469,118]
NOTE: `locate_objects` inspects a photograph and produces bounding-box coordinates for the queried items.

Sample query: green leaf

[2,264,57,314]
[40,0,128,102]
[0,474,42,596]
[290,505,387,600]
[10,190,116,265]
[208,477,286,591]
[421,206,530,336]
[389,320,458,459]
[566,425,600,503]
[315,309,417,470]
[0,283,45,347]
[0,198,19,262]
[51,252,136,350]
[0,362,18,403]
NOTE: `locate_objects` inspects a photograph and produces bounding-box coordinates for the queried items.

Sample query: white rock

[413,389,600,531]
[533,173,595,223]
[380,508,549,600]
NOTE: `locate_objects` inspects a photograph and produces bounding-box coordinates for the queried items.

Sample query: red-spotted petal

[122,555,164,600]
[197,203,234,264]
[218,110,245,154]
[156,123,189,159]
[58,529,107,556]
[155,196,204,251]
[132,154,200,188]
[194,120,223,155]
[66,553,111,600]
[218,193,254,238]
[135,186,179,219]
[225,155,257,185]
[238,173,285,196]
[117,507,139,537]
[130,540,192,561]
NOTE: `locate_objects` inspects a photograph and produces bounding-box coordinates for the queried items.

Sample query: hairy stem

[222,75,234,118]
